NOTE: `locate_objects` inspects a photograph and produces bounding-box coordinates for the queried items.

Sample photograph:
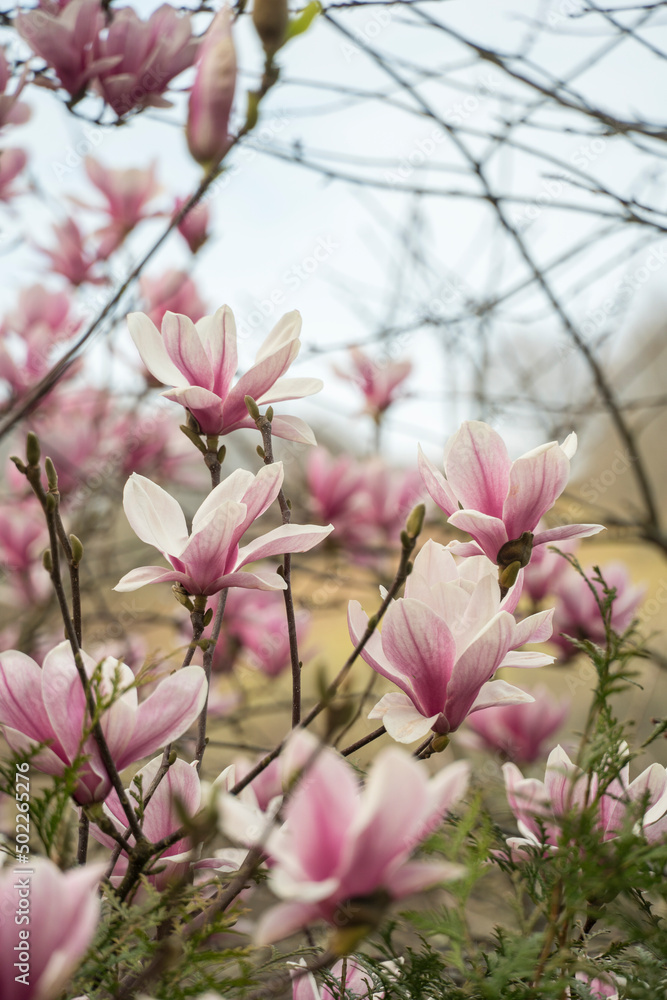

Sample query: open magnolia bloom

[503,743,667,859]
[128,306,322,443]
[89,756,228,891]
[348,540,554,744]
[418,421,604,567]
[220,742,470,945]
[0,642,207,803]
[0,857,104,1000]
[115,464,333,596]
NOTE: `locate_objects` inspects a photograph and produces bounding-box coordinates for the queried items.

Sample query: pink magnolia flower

[333,346,412,419]
[0,49,31,129]
[292,957,386,1000]
[0,857,103,1000]
[0,148,27,201]
[551,562,645,659]
[0,498,50,603]
[174,196,211,254]
[5,284,78,342]
[306,448,423,557]
[114,465,333,596]
[84,158,161,257]
[307,447,369,546]
[0,286,80,395]
[502,743,667,857]
[91,756,203,890]
[140,269,208,328]
[219,727,320,816]
[186,7,236,168]
[17,0,118,101]
[37,218,104,286]
[94,4,199,117]
[239,746,470,944]
[460,685,569,764]
[349,540,555,743]
[418,421,604,567]
[128,306,323,443]
[572,972,619,999]
[0,640,207,803]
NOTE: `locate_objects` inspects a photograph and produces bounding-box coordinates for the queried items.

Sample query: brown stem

[254,411,302,727]
[77,811,89,866]
[340,725,387,757]
[195,588,228,771]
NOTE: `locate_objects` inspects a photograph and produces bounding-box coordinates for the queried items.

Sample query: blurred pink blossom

[38,217,105,286]
[571,972,619,999]
[220,745,469,944]
[128,306,322,443]
[306,447,368,547]
[175,196,211,254]
[84,158,161,257]
[219,728,320,815]
[460,685,569,764]
[17,0,119,101]
[292,957,386,1000]
[91,755,203,890]
[139,269,208,328]
[94,4,199,117]
[216,588,312,677]
[502,743,667,858]
[186,7,236,168]
[115,465,333,596]
[0,857,103,1000]
[333,346,412,420]
[306,447,423,558]
[419,421,604,565]
[0,49,31,129]
[0,640,207,803]
[0,499,43,572]
[551,563,645,658]
[350,540,554,743]
[0,286,80,396]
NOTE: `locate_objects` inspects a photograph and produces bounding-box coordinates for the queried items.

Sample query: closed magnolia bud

[252,0,288,54]
[186,8,237,170]
[26,431,40,467]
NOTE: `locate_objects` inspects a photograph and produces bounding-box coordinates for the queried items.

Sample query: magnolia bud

[186,8,237,170]
[252,0,288,54]
[44,457,58,491]
[180,423,207,454]
[430,734,450,753]
[172,585,195,612]
[69,534,84,567]
[244,395,261,420]
[26,432,40,467]
[405,502,425,539]
[497,531,534,570]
